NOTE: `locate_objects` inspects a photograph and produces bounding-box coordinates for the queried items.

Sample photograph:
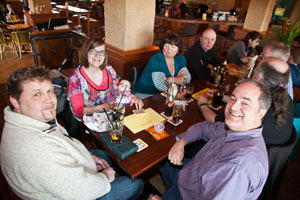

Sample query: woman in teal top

[135,33,191,99]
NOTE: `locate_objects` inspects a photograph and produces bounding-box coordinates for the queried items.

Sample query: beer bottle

[165,82,174,117]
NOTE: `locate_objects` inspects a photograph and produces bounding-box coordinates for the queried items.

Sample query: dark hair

[237,79,271,111]
[293,35,300,47]
[244,31,261,47]
[80,37,107,69]
[256,61,290,127]
[7,67,50,110]
[159,33,183,54]
[291,46,300,64]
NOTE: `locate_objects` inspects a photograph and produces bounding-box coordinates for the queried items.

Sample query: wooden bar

[55,5,91,37]
[106,44,159,80]
[25,11,60,27]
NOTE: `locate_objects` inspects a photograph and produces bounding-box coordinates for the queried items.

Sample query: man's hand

[147,194,162,200]
[102,167,116,183]
[130,95,144,109]
[91,154,110,171]
[197,94,208,105]
[168,139,186,166]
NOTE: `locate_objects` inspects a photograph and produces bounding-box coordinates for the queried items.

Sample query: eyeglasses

[88,49,106,56]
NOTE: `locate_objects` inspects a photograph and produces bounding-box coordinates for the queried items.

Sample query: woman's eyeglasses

[89,49,106,56]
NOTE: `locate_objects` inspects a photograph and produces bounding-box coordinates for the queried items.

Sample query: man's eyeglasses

[89,49,106,56]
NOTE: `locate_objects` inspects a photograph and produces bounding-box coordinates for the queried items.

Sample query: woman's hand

[130,95,144,109]
[165,76,185,85]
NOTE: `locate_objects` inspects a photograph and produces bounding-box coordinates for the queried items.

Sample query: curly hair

[256,61,290,128]
[159,33,183,54]
[80,37,107,69]
[7,66,50,110]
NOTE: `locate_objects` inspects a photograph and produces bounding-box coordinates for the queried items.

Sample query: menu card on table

[124,108,165,134]
[192,88,212,104]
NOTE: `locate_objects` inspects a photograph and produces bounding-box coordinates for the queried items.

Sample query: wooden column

[243,0,276,32]
[104,0,158,79]
[28,0,52,13]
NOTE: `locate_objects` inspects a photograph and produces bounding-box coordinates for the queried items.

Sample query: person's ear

[258,108,267,120]
[9,96,21,112]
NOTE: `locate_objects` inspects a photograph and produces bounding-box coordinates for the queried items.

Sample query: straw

[116,85,127,109]
[103,108,115,129]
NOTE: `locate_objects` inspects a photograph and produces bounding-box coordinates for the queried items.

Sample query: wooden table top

[7,24,30,30]
[91,77,237,178]
[56,5,90,13]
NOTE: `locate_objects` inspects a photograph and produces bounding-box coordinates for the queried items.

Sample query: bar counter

[155,15,244,35]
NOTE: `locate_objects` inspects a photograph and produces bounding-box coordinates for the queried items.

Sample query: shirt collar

[225,126,263,142]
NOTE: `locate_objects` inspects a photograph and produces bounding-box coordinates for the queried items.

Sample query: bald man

[262,41,293,99]
[197,57,294,145]
[184,28,220,80]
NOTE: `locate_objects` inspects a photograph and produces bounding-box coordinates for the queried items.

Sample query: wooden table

[56,5,91,37]
[7,24,30,31]
[89,77,240,178]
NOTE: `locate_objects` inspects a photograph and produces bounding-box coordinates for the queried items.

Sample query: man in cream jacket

[0,67,143,200]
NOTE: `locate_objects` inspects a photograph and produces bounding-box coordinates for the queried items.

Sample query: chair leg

[0,45,3,60]
[18,45,21,59]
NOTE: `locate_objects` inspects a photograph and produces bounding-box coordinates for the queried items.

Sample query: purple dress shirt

[178,121,268,200]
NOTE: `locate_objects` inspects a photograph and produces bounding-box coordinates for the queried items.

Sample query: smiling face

[162,43,179,59]
[249,38,260,48]
[88,44,106,69]
[200,29,217,52]
[10,80,57,122]
[225,82,266,133]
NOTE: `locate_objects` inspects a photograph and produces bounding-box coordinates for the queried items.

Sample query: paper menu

[124,108,165,134]
[192,88,210,100]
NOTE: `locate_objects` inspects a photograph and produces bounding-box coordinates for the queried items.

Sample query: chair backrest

[0,28,6,45]
[11,31,30,45]
[259,126,298,200]
[128,65,145,94]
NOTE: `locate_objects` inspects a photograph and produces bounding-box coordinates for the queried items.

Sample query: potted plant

[277,16,300,47]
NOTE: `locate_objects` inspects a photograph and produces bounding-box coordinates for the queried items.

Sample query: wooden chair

[293,87,300,104]
[0,28,17,59]
[0,28,9,60]
[11,31,32,59]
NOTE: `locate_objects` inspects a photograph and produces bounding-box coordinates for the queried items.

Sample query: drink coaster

[208,104,222,111]
[167,119,183,126]
[160,112,173,121]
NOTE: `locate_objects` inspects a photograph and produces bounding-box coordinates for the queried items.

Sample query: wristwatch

[198,103,208,111]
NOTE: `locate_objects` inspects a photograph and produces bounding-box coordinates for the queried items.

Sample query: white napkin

[83,112,110,132]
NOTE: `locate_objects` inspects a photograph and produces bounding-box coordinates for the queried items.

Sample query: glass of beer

[185,84,194,100]
[172,104,183,124]
[212,89,224,108]
[110,122,124,144]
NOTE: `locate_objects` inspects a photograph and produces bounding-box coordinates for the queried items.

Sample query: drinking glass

[110,103,125,121]
[212,89,224,108]
[109,122,124,144]
[185,84,194,100]
[172,104,183,123]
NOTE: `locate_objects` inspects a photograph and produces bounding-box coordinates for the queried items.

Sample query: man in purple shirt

[148,80,271,200]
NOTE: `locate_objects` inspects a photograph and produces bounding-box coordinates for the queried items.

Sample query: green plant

[277,16,300,47]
